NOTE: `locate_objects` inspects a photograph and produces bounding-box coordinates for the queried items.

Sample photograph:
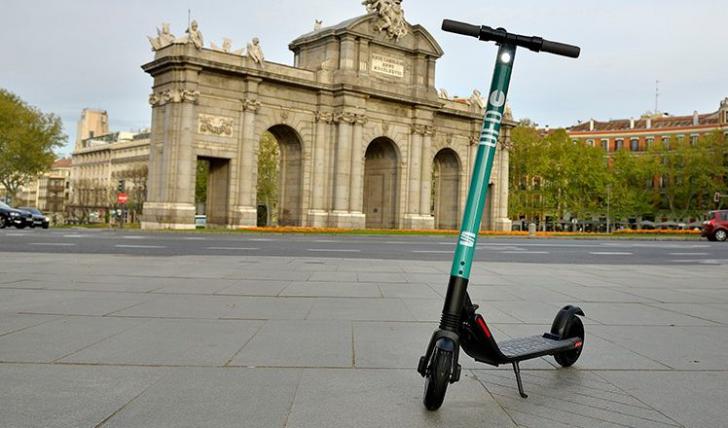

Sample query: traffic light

[117,179,126,193]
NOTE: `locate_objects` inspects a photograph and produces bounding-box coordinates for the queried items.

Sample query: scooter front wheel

[423,341,454,411]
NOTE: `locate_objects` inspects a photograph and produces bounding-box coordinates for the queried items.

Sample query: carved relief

[334,112,357,124]
[198,114,234,138]
[411,124,435,136]
[315,111,334,123]
[242,99,261,112]
[149,87,200,106]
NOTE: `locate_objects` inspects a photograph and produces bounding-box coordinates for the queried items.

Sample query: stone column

[494,125,513,231]
[329,112,364,228]
[407,127,422,214]
[349,114,367,213]
[141,85,200,230]
[403,125,434,229]
[233,97,261,227]
[419,126,435,221]
[308,111,333,227]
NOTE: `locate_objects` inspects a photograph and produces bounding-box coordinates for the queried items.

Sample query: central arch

[432,148,461,229]
[363,138,399,229]
[258,125,303,226]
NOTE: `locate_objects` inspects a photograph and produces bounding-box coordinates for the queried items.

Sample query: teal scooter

[417,20,585,410]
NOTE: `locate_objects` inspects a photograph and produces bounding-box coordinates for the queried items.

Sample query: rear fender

[550,305,585,340]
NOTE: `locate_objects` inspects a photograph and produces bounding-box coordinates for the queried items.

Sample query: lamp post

[606,184,611,234]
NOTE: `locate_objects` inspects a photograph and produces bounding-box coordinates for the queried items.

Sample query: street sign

[117,192,128,204]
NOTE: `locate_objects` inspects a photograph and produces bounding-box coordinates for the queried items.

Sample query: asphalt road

[1,228,726,265]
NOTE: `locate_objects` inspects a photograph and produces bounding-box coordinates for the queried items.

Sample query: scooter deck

[499,334,579,362]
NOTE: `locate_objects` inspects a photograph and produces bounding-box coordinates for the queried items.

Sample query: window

[586,139,594,147]
[646,137,654,148]
[721,212,728,221]
[690,134,699,145]
[601,139,609,151]
[630,138,639,151]
[662,136,671,149]
[615,139,624,150]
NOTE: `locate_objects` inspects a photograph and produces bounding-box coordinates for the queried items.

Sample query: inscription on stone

[371,54,404,78]
[198,114,234,138]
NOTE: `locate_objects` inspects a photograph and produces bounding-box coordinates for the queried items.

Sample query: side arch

[432,148,461,230]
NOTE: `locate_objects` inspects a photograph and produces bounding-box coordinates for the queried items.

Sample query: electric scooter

[417,19,585,410]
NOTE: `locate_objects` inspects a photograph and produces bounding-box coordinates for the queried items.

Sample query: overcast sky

[1,0,726,156]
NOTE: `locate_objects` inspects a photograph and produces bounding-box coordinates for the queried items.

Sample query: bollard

[528,223,537,238]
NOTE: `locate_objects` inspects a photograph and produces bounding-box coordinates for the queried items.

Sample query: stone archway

[363,138,399,229]
[262,125,303,226]
[432,148,461,230]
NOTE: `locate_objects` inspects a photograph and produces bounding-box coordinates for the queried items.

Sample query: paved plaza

[1,247,727,427]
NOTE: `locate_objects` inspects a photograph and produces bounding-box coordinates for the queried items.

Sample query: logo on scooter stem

[489,90,506,107]
[478,90,506,148]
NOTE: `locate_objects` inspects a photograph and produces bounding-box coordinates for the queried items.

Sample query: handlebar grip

[540,40,581,58]
[442,19,481,38]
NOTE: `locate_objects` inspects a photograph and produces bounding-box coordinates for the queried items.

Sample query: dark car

[0,201,32,229]
[18,207,50,229]
[702,210,728,242]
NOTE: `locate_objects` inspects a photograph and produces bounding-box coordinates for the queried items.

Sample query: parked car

[17,207,50,229]
[702,210,728,241]
[0,201,33,229]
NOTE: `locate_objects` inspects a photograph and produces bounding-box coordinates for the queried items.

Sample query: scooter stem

[440,43,516,330]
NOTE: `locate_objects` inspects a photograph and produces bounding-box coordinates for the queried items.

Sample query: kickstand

[512,362,528,398]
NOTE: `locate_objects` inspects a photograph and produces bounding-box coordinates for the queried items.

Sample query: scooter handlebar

[540,40,580,59]
[441,19,481,38]
[441,19,580,59]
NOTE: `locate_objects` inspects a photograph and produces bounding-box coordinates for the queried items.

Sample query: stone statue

[211,37,236,53]
[314,19,323,31]
[363,0,408,41]
[437,88,449,99]
[504,103,513,120]
[468,89,485,109]
[183,20,204,49]
[147,23,176,51]
[247,37,265,65]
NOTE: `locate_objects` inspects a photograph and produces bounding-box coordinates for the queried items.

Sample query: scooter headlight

[10,212,19,217]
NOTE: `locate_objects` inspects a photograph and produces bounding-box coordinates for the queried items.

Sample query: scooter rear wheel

[554,316,584,367]
[423,346,452,411]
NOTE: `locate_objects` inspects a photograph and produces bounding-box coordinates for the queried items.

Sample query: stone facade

[141,12,512,231]
[69,131,150,217]
[11,159,72,214]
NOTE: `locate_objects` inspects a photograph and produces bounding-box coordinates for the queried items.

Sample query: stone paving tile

[598,371,728,428]
[306,297,415,321]
[230,320,352,368]
[286,368,517,428]
[588,325,728,370]
[280,281,382,298]
[110,294,240,319]
[0,316,143,363]
[61,318,262,366]
[474,369,681,428]
[649,303,728,325]
[306,271,359,282]
[353,321,440,369]
[0,363,169,428]
[357,272,409,283]
[378,283,441,299]
[103,367,300,428]
[580,302,718,326]
[17,291,149,316]
[214,279,291,297]
[222,296,315,320]
[0,312,59,337]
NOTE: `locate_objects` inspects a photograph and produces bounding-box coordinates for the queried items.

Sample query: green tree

[195,159,209,213]
[256,132,279,225]
[0,89,66,201]
[509,125,545,225]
